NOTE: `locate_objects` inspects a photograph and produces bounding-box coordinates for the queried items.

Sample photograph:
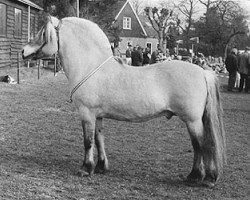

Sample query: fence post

[17,52,20,84]
[54,53,57,76]
[38,60,40,80]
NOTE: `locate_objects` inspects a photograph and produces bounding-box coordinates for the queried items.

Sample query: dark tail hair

[203,71,226,178]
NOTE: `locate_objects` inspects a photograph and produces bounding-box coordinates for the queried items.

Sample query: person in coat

[131,46,143,66]
[237,47,250,92]
[225,48,238,91]
[143,47,151,65]
[125,43,133,65]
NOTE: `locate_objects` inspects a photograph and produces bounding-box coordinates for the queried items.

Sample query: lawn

[0,67,249,200]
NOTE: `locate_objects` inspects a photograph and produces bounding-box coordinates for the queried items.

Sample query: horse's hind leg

[186,120,206,183]
[94,118,109,173]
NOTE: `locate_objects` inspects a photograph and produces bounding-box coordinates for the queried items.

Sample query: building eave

[16,0,43,10]
[114,0,147,37]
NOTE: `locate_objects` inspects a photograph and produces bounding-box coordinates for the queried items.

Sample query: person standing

[131,46,143,66]
[237,47,250,93]
[143,47,151,65]
[150,45,161,64]
[225,48,238,91]
[113,43,121,57]
[125,43,133,65]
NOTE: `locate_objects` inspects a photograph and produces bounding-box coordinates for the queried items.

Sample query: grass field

[0,67,249,200]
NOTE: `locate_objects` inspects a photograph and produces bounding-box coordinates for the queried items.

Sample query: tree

[144,6,177,53]
[30,0,122,44]
[129,0,144,15]
[79,0,122,45]
[194,0,248,56]
[198,0,220,14]
[175,0,199,52]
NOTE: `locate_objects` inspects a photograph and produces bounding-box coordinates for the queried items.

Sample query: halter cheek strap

[36,20,62,57]
[54,20,62,52]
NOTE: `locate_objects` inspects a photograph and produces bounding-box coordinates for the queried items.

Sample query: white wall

[119,37,158,55]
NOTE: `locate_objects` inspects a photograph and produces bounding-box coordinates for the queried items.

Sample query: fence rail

[16,52,57,84]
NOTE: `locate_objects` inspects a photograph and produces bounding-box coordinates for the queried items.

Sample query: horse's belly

[100,109,173,122]
[98,96,172,122]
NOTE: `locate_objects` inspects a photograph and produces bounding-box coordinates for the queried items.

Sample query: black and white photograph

[0,0,249,199]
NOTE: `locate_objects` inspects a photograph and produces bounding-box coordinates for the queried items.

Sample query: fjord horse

[22,16,226,187]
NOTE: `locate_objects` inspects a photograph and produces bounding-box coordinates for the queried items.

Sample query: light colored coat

[22,16,226,187]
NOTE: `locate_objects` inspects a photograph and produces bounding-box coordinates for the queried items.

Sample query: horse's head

[22,16,60,60]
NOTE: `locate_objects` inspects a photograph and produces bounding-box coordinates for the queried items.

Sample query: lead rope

[67,56,114,103]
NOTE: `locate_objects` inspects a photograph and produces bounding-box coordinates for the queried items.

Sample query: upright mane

[60,17,113,56]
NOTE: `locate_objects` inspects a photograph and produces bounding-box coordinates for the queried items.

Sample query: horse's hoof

[202,171,217,188]
[186,174,203,183]
[80,161,95,176]
[202,180,215,188]
[94,167,109,174]
[184,177,202,187]
[76,170,89,177]
[95,160,109,174]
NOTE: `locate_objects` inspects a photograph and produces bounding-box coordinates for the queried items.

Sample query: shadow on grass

[1,152,81,178]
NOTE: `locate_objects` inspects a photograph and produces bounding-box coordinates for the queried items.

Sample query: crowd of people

[113,44,173,67]
[112,43,250,93]
[225,47,250,93]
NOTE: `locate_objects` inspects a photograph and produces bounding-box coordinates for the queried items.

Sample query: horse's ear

[50,16,60,27]
[41,12,51,23]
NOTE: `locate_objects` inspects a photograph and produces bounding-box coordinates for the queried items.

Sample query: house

[0,0,43,68]
[112,0,158,54]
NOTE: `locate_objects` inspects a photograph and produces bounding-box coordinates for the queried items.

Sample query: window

[14,8,22,37]
[30,13,36,40]
[123,17,131,30]
[0,4,7,36]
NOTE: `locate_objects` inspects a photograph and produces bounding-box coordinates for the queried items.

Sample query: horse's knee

[84,135,94,150]
[82,121,95,149]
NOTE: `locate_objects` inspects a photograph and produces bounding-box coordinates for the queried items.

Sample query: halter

[68,56,114,103]
[51,18,114,103]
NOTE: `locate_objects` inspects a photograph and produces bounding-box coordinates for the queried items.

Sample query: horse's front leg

[79,119,96,176]
[95,118,109,173]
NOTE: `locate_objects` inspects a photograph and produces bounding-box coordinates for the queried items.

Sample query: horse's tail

[203,70,226,178]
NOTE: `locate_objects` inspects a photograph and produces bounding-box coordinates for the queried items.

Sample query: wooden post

[38,60,40,79]
[27,6,30,68]
[77,0,79,17]
[191,43,194,63]
[54,54,57,76]
[17,52,20,84]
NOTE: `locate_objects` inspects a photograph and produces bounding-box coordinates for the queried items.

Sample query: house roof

[16,0,43,10]
[114,0,147,37]
[139,15,158,38]
[111,0,127,19]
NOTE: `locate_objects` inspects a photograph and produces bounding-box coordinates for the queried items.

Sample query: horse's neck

[58,20,113,86]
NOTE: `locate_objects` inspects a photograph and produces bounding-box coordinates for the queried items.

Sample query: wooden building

[0,0,43,68]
